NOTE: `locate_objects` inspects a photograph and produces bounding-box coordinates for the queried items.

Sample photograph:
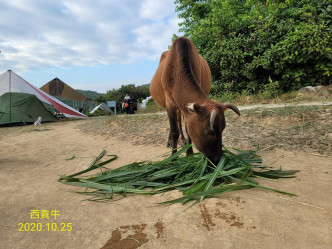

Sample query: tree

[175,0,332,96]
[94,95,106,104]
[104,84,150,112]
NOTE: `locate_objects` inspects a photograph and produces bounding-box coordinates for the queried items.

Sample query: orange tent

[40,78,89,101]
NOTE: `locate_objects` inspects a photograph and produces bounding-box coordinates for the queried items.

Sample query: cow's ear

[187,103,201,113]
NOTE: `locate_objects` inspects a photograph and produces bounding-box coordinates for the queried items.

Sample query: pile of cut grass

[59,145,298,205]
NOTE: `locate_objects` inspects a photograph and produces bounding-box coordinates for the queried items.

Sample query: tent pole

[9,70,12,125]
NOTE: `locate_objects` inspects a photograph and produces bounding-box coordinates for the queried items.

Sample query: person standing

[122,94,131,114]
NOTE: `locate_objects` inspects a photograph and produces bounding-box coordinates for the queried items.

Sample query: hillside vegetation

[175,0,331,98]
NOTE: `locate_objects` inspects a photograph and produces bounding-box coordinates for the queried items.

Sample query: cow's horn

[224,103,240,116]
[210,110,217,130]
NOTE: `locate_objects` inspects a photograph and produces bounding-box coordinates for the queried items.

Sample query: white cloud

[133,15,181,60]
[139,0,175,20]
[0,0,182,73]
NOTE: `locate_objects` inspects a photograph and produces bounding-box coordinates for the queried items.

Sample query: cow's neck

[173,81,209,111]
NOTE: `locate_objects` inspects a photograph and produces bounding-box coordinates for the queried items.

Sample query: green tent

[0,92,56,125]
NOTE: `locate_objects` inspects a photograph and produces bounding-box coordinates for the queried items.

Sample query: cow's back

[198,54,212,95]
[150,51,168,108]
[150,37,211,109]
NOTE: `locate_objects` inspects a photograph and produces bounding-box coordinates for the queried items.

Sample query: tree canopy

[175,0,332,96]
[94,84,150,112]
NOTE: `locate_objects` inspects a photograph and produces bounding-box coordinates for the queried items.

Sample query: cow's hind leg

[166,106,179,154]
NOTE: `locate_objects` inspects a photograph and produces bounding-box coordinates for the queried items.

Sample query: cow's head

[184,102,240,165]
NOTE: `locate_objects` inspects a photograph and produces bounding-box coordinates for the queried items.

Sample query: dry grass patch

[77,105,331,156]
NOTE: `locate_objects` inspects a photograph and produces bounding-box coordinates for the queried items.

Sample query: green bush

[138,98,165,113]
[94,84,150,113]
[175,0,332,96]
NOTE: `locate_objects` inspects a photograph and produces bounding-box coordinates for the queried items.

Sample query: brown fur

[150,37,239,164]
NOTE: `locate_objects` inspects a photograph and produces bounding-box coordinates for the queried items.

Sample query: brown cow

[150,37,240,164]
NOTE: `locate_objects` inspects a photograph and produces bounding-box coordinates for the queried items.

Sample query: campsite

[1,1,331,249]
[0,99,331,249]
[0,70,87,125]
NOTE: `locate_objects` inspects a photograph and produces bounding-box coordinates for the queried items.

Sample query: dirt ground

[0,112,331,249]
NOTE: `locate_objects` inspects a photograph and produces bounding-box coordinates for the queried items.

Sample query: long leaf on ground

[59,145,298,205]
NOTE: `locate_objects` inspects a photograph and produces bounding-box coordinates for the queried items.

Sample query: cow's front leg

[166,106,179,154]
[185,124,193,156]
[166,132,172,148]
[167,110,185,148]
[177,110,187,146]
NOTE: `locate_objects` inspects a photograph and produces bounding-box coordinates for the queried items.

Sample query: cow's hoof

[186,148,194,156]
[179,140,187,146]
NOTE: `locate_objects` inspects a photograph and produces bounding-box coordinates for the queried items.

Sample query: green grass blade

[89,149,105,168]
[200,156,228,202]
[59,146,298,205]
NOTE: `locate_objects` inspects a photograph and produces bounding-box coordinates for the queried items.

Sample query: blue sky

[0,0,182,93]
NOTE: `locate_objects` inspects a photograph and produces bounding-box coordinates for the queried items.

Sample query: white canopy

[90,102,114,114]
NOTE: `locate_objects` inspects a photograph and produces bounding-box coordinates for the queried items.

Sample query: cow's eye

[207,130,215,135]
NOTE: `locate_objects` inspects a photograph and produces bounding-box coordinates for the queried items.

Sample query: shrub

[175,0,332,94]
[139,98,165,113]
